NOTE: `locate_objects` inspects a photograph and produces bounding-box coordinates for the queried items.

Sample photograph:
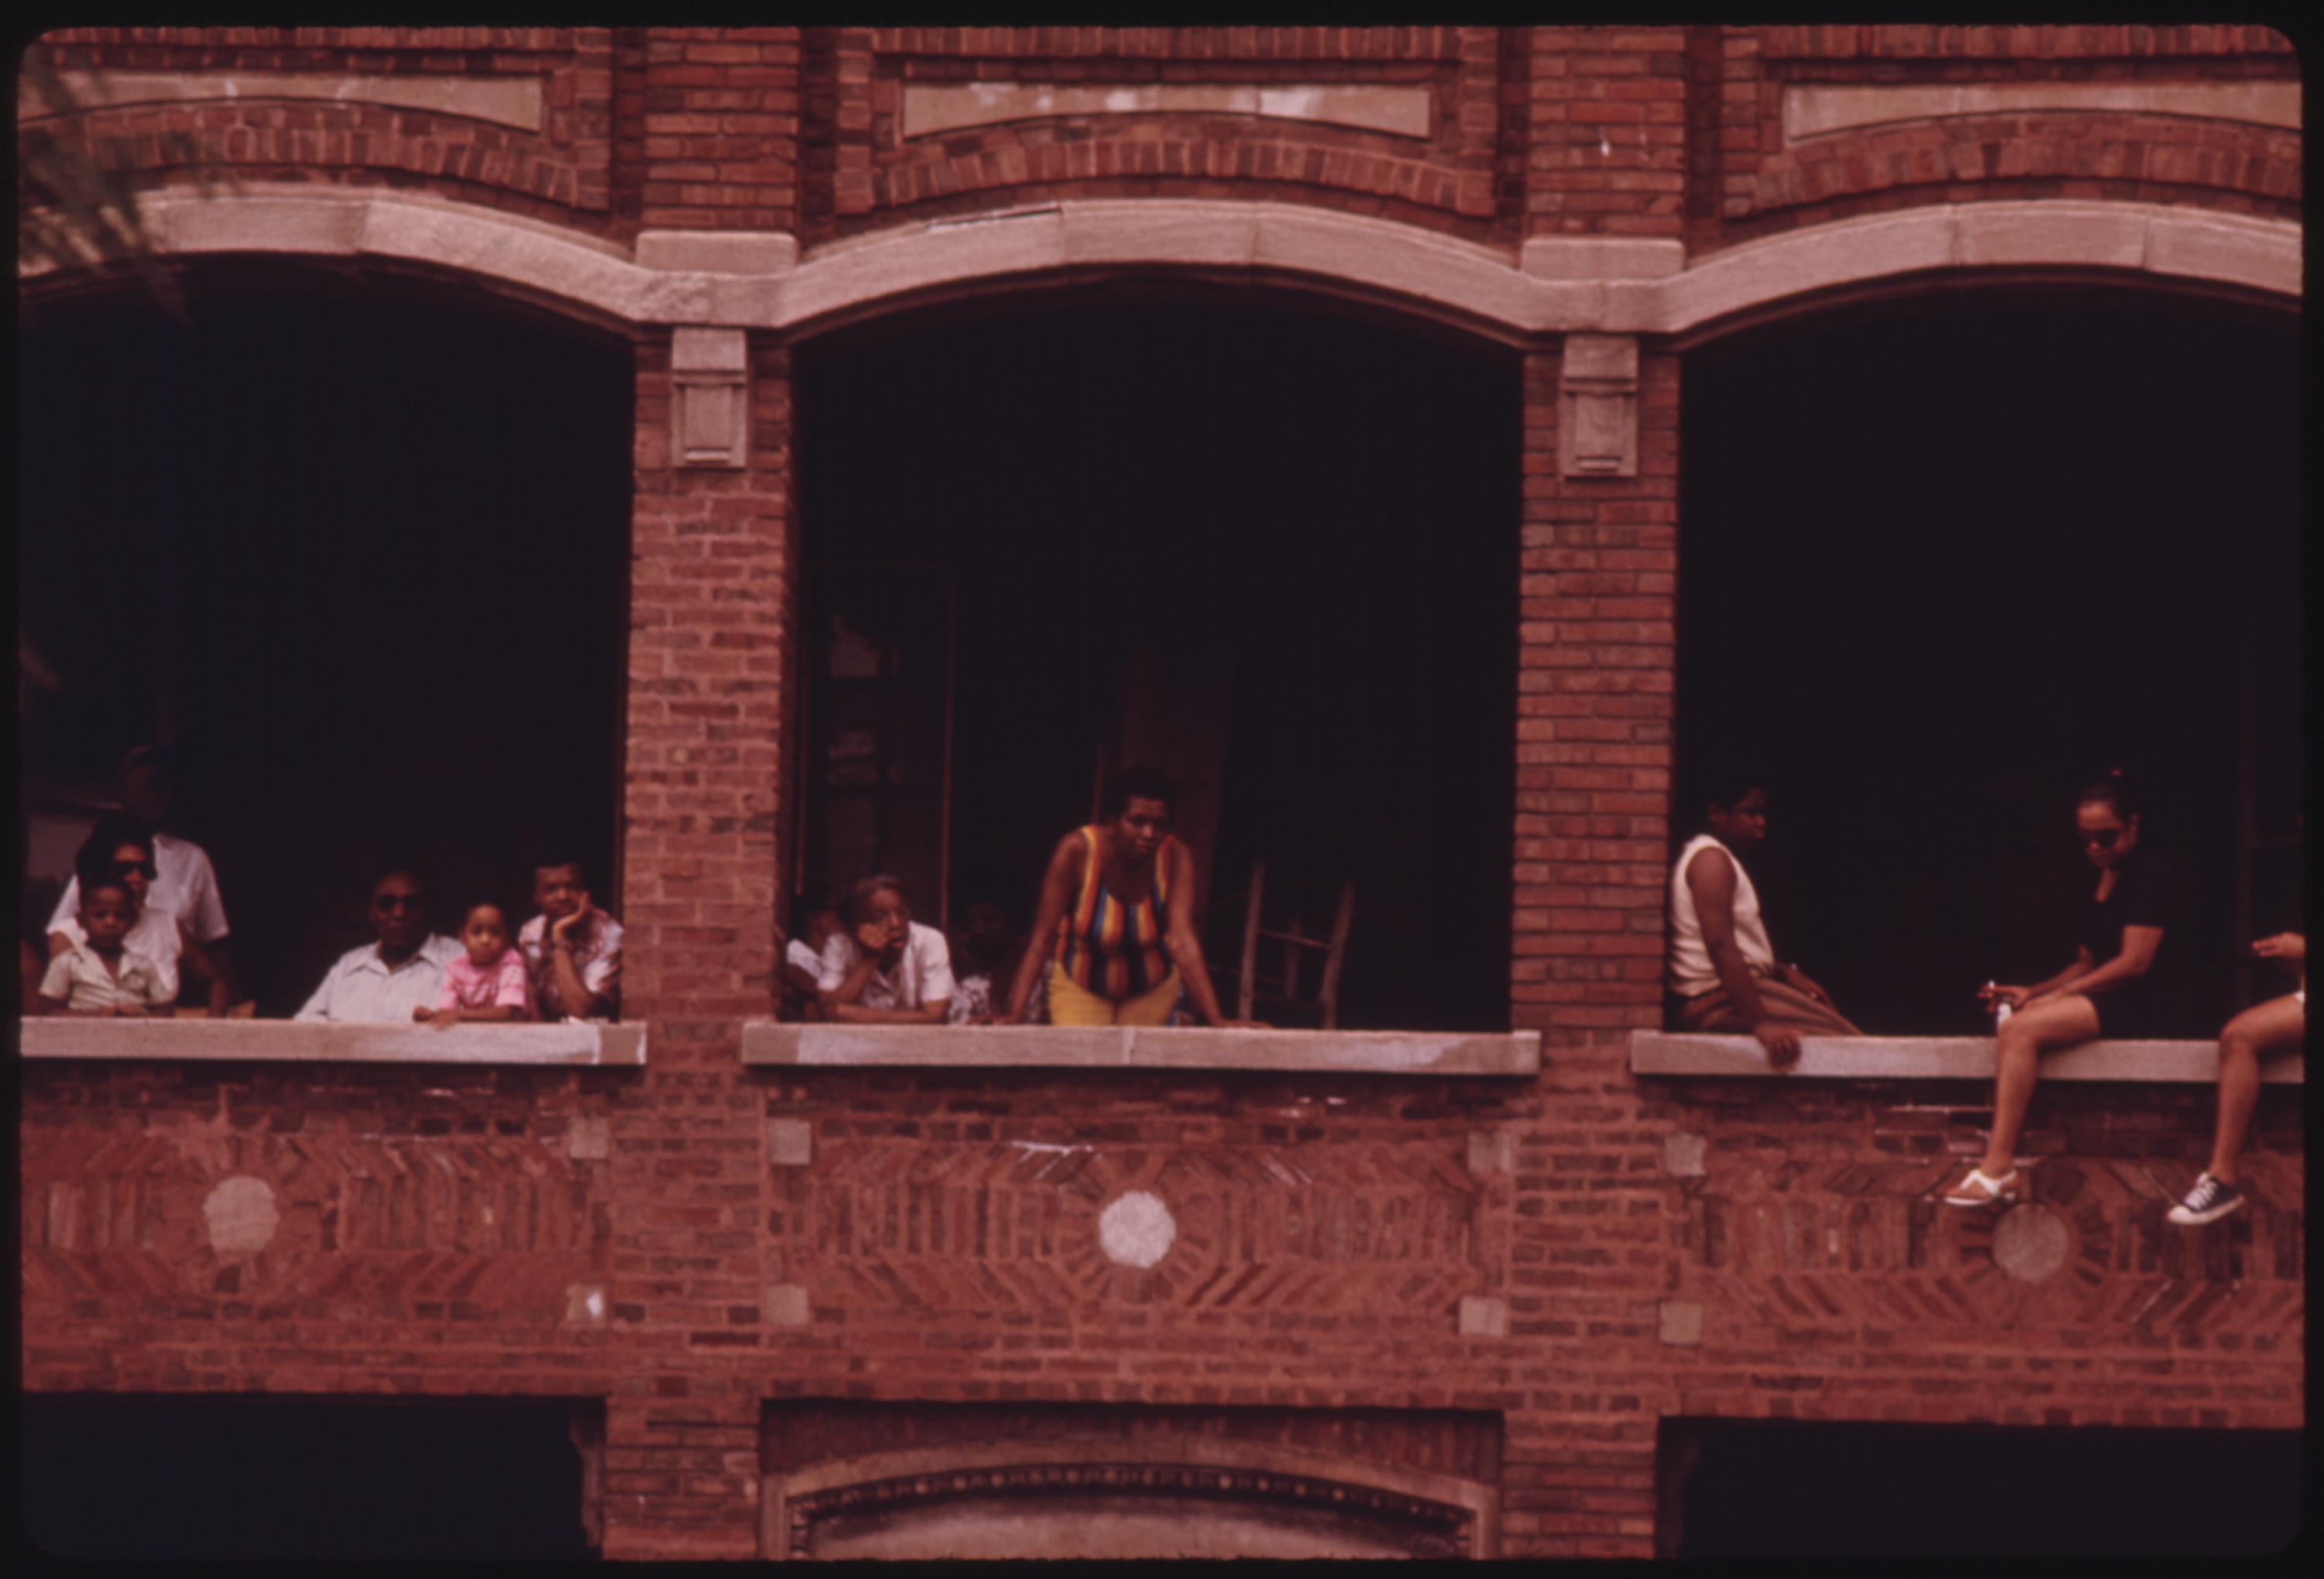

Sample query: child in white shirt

[39,876,172,1017]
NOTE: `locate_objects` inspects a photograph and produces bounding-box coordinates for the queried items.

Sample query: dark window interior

[1660,1415,2304,1558]
[1679,294,2302,1035]
[20,1392,600,1560]
[796,290,1519,1030]
[18,271,631,1015]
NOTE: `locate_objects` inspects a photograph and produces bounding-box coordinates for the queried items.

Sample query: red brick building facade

[16,26,2302,1559]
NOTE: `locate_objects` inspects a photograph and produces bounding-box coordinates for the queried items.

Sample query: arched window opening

[1676,293,2301,1035]
[793,288,1520,1032]
[18,267,633,1016]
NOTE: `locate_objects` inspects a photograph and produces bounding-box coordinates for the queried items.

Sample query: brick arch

[1693,25,2301,250]
[19,27,616,227]
[766,1438,1501,1560]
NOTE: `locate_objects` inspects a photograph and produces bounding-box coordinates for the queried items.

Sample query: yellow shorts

[1045,962,1180,1027]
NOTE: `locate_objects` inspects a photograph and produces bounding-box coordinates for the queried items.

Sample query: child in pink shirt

[415,903,533,1025]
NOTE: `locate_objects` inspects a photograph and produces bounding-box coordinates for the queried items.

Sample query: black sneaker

[2166,1173,2244,1226]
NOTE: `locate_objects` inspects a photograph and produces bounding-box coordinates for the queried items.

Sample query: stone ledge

[741,1023,1540,1075]
[18,1017,646,1066]
[1630,1032,2303,1084]
[39,189,2298,338]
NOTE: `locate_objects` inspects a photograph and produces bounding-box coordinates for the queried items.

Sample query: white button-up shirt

[519,912,624,1020]
[818,920,955,1012]
[293,934,464,1023]
[49,831,229,944]
[52,900,188,1001]
[41,941,171,1013]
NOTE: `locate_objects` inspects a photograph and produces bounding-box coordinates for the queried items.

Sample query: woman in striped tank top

[1002,767,1259,1028]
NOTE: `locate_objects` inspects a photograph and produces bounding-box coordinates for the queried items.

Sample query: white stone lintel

[27,188,2298,344]
[1631,1031,2302,1085]
[741,1023,1542,1075]
[19,1017,645,1066]
[635,230,799,276]
[1521,236,1686,281]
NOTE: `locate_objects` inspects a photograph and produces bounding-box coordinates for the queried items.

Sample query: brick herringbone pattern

[1683,1153,2303,1341]
[22,1123,607,1322]
[779,1137,1485,1317]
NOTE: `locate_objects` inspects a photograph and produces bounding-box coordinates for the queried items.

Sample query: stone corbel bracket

[670,325,751,469]
[1557,332,1639,478]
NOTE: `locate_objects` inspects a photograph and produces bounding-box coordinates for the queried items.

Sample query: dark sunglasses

[113,859,159,879]
[2078,827,2125,850]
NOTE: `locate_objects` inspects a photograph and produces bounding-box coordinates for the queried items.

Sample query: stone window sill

[1630,1031,2303,1084]
[18,1017,645,1066]
[740,1023,1540,1075]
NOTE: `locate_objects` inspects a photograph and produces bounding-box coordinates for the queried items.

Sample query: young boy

[519,861,623,1022]
[417,903,533,1027]
[39,874,174,1017]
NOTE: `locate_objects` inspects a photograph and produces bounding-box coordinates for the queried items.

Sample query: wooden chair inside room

[1205,862,1354,1029]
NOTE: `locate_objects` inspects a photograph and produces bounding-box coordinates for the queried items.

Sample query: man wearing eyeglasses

[292,871,463,1022]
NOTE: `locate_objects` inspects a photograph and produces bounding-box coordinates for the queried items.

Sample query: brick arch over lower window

[17,187,2296,343]
[767,1440,1501,1560]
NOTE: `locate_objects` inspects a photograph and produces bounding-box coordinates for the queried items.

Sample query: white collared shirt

[49,831,229,944]
[519,912,624,1020]
[293,934,464,1023]
[818,920,955,1012]
[41,941,170,1013]
[53,900,187,1002]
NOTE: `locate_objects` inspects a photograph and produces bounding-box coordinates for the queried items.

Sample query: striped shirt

[1054,827,1177,1002]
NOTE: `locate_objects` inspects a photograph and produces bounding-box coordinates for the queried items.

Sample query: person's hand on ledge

[1753,1020,1801,1069]
[1208,1019,1270,1030]
[2252,932,2305,964]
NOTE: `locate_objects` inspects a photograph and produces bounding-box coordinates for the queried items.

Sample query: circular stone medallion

[202,1175,282,1255]
[1990,1202,2073,1284]
[1098,1190,1177,1268]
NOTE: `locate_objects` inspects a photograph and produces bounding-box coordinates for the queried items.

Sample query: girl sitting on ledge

[1950,770,2174,1207]
[2168,930,2303,1227]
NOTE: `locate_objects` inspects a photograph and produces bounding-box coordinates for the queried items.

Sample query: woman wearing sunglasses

[1946,770,2171,1207]
[43,817,232,1017]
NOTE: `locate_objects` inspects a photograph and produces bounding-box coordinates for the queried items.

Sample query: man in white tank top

[1668,780,1859,1067]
